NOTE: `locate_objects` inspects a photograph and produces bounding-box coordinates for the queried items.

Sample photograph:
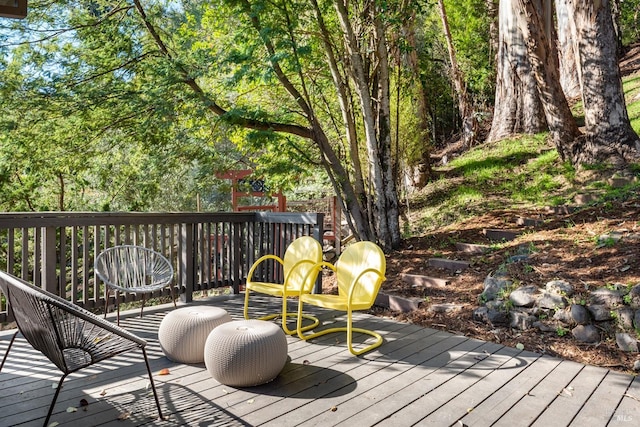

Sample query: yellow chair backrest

[282,236,323,292]
[335,241,386,305]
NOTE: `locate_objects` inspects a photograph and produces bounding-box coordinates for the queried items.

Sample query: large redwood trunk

[566,0,640,164]
[487,0,546,142]
[555,0,582,101]
[515,0,582,160]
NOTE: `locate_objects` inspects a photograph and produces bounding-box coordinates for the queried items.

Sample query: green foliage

[619,0,640,45]
[442,0,495,104]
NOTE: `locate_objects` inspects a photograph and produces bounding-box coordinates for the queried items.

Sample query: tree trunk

[402,7,433,187]
[486,0,499,65]
[515,0,582,160]
[374,13,401,249]
[310,0,367,222]
[487,0,547,142]
[555,0,582,101]
[437,0,476,146]
[566,0,640,165]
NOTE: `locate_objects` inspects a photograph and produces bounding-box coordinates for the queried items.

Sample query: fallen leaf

[79,399,89,407]
[100,389,107,396]
[158,368,170,376]
[66,407,77,413]
[247,399,255,404]
[303,360,310,365]
[222,388,229,394]
[118,412,131,420]
[467,407,474,413]
[516,343,525,350]
[93,334,112,344]
[330,406,338,412]
[47,422,59,427]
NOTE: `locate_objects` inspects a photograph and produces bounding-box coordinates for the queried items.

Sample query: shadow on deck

[1,295,639,426]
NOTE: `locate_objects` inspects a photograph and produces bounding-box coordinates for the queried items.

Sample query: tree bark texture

[555,0,582,101]
[515,0,582,160]
[566,0,640,165]
[487,0,547,142]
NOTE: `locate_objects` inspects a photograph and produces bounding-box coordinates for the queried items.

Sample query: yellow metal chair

[296,241,386,356]
[244,236,323,334]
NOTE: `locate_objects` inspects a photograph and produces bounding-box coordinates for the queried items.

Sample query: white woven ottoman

[204,320,288,387]
[158,306,232,364]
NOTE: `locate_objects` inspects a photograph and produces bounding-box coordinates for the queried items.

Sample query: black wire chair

[0,271,163,426]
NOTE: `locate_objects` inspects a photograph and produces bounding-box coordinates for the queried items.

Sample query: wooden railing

[0,211,324,323]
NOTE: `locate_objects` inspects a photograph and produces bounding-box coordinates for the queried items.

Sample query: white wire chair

[95,245,176,325]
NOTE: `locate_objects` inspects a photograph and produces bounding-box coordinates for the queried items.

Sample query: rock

[628,284,640,307]
[509,285,538,307]
[634,360,640,372]
[473,307,508,325]
[616,307,635,330]
[553,308,574,325]
[485,300,505,311]
[545,280,574,297]
[533,321,560,333]
[537,292,567,310]
[428,303,464,314]
[481,275,512,301]
[635,309,640,330]
[590,288,623,307]
[510,311,537,330]
[508,254,529,263]
[587,304,613,321]
[616,333,639,352]
[570,304,591,325]
[572,325,600,343]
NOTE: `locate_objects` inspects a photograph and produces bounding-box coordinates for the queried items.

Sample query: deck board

[1,294,639,426]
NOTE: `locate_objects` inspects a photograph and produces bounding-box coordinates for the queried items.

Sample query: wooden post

[180,223,195,303]
[42,226,58,295]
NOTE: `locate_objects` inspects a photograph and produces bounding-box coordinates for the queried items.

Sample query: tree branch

[131,0,313,139]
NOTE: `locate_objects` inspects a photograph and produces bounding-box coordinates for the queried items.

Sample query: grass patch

[405,74,640,235]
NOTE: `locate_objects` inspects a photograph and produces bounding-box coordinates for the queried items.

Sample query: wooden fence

[0,211,323,323]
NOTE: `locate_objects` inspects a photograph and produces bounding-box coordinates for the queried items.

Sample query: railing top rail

[0,211,324,228]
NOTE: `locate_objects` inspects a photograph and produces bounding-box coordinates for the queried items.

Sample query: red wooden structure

[217,170,286,212]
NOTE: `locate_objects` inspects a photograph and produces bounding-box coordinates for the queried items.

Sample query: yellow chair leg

[296,306,383,356]
[244,290,319,335]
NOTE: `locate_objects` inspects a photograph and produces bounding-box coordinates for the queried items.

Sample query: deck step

[455,242,491,254]
[375,292,422,312]
[483,229,520,241]
[516,217,543,227]
[428,258,470,272]
[400,273,449,288]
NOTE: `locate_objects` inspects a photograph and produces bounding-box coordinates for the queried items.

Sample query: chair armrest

[347,268,386,304]
[47,296,147,346]
[247,254,284,283]
[299,261,334,295]
[6,274,147,347]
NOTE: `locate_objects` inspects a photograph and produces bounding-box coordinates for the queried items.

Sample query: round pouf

[158,306,232,364]
[204,320,288,387]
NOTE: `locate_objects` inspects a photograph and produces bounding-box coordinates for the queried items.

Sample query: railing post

[313,213,324,294]
[180,223,195,303]
[42,226,58,295]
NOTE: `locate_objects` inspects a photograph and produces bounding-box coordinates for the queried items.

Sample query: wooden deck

[1,295,639,426]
